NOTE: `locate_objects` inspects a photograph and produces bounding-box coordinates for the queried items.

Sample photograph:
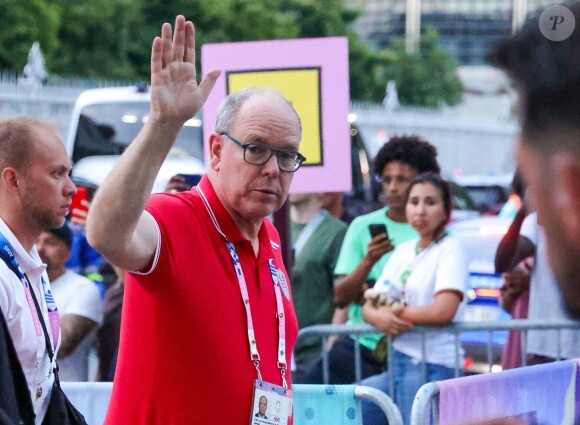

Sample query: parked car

[66,85,205,193]
[345,128,480,224]
[72,155,205,194]
[448,215,514,373]
[452,174,512,215]
[449,181,480,222]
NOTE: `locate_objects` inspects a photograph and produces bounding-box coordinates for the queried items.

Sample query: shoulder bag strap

[24,274,59,384]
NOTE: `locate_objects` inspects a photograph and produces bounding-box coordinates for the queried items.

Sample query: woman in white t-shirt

[360,172,468,425]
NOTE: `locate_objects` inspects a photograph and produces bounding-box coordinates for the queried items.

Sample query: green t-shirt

[291,214,348,365]
[334,207,417,350]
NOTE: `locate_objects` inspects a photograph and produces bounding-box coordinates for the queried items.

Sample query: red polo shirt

[104,176,298,425]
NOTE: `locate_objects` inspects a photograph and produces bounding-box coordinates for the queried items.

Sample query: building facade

[347,0,560,64]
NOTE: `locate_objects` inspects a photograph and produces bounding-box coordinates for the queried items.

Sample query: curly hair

[373,135,440,176]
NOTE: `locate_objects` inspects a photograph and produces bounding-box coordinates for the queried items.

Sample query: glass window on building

[346,0,556,66]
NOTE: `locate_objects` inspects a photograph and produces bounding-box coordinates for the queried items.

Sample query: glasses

[221,132,306,172]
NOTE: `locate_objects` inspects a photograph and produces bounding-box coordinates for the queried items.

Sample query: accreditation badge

[249,380,292,425]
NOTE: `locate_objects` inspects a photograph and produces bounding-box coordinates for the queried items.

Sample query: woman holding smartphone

[361,172,468,425]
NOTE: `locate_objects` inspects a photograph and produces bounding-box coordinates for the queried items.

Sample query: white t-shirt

[51,269,102,381]
[375,236,468,368]
[521,213,580,359]
[0,219,59,424]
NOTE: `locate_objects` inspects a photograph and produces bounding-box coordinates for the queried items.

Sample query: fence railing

[0,72,140,139]
[296,319,580,396]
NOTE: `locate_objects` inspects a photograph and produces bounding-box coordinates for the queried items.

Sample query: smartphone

[368,223,388,239]
[69,186,90,222]
[177,173,202,186]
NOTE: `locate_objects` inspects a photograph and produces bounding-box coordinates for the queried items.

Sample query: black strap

[25,274,56,361]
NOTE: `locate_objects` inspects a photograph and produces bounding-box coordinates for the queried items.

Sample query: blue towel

[293,385,362,425]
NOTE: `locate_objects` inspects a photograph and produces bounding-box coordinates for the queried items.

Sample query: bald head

[215,87,301,134]
[0,117,59,173]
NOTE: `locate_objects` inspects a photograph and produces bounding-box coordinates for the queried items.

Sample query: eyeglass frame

[220,132,306,172]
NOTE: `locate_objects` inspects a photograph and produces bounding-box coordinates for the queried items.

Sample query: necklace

[399,230,449,304]
[415,242,428,255]
[415,230,448,255]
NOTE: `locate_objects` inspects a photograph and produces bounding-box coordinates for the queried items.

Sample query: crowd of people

[1,5,580,425]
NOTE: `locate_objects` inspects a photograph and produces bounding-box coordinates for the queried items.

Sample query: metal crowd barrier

[61,382,402,425]
[293,384,403,425]
[296,319,580,397]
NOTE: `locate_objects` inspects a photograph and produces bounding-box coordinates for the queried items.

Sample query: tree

[122,0,376,103]
[279,0,385,102]
[348,35,390,101]
[0,0,461,106]
[86,0,302,80]
[0,0,59,72]
[50,0,143,79]
[383,27,463,107]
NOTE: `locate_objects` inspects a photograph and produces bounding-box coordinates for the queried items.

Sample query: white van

[66,85,205,193]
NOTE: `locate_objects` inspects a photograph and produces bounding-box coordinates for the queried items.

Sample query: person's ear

[550,153,580,240]
[1,167,20,194]
[208,133,224,171]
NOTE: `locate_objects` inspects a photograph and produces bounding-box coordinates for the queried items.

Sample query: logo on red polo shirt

[277,269,290,301]
[268,258,291,300]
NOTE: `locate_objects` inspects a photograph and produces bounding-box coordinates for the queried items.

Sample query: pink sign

[201,37,351,193]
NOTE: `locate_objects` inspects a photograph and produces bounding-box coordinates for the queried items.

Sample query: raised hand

[150,15,220,126]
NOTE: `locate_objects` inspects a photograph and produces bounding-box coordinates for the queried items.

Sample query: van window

[72,102,203,163]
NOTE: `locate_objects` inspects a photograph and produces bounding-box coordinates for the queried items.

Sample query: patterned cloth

[293,385,362,424]
[438,358,580,425]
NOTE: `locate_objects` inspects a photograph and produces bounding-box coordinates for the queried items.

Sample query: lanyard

[292,210,327,258]
[0,231,60,362]
[197,186,288,388]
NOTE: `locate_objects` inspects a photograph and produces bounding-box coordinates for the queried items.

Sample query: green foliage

[0,0,59,71]
[50,0,143,79]
[0,1,462,106]
[348,35,389,102]
[280,0,352,37]
[280,0,378,102]
[383,27,463,107]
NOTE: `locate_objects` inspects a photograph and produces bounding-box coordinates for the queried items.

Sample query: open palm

[150,16,220,125]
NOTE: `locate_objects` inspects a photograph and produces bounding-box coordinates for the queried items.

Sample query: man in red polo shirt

[86,16,305,425]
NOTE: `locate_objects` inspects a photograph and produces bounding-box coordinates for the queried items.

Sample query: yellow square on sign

[227,68,322,166]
